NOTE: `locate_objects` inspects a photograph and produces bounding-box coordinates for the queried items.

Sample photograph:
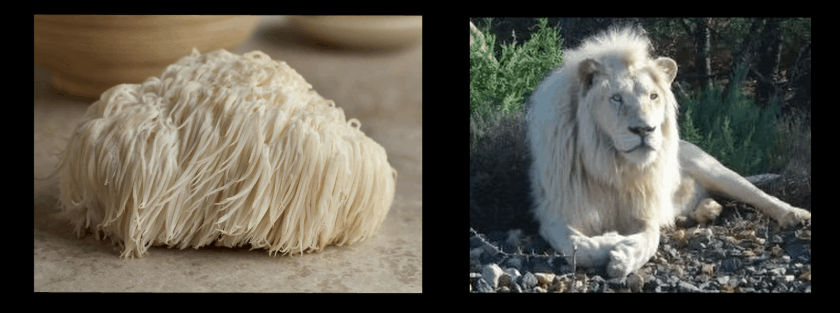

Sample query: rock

[678,281,700,293]
[719,258,742,273]
[476,278,494,293]
[745,174,782,189]
[499,268,520,288]
[607,276,627,291]
[534,272,555,287]
[627,273,644,292]
[482,264,504,289]
[549,277,569,293]
[520,272,538,290]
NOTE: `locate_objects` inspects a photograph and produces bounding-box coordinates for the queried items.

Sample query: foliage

[470,18,564,115]
[678,65,780,176]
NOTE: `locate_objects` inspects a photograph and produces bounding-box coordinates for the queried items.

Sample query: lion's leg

[540,220,632,269]
[679,140,811,227]
[540,222,616,268]
[541,222,659,278]
[605,227,660,278]
[673,174,722,223]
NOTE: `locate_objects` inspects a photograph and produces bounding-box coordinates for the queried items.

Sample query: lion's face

[596,70,666,164]
[580,57,678,165]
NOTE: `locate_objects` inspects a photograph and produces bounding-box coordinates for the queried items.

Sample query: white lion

[525,26,811,278]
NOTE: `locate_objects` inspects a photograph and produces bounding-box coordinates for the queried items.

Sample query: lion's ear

[578,58,604,92]
[655,57,678,85]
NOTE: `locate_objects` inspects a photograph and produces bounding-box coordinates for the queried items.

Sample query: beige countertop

[33,16,422,292]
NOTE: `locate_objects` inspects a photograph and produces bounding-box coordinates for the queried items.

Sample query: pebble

[469,204,811,293]
[481,264,504,288]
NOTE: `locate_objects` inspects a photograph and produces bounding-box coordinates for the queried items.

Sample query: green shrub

[470,18,564,115]
[678,66,780,176]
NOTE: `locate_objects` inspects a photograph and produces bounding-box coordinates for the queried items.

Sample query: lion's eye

[611,95,622,103]
[650,93,658,100]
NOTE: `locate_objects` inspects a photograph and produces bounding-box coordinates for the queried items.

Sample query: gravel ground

[469,200,811,293]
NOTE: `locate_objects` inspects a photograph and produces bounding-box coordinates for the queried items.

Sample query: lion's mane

[526,26,681,236]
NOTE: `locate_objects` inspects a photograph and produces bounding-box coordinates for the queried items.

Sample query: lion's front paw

[779,207,811,228]
[606,240,638,278]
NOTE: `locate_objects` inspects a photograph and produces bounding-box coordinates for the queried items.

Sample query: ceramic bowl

[290,16,422,50]
[34,15,261,98]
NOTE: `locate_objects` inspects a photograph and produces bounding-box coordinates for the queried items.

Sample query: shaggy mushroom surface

[56,49,397,258]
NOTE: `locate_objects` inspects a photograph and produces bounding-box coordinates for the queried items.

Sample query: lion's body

[525,26,810,278]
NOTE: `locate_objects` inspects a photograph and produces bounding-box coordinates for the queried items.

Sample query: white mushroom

[55,49,397,258]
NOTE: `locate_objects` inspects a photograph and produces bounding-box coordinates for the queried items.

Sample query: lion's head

[577,51,678,167]
[527,26,681,234]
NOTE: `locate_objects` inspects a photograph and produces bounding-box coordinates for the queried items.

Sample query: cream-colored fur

[525,26,811,278]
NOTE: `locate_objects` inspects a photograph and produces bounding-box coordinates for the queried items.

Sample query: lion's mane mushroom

[55,49,397,258]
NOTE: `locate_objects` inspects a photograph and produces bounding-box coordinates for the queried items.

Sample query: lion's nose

[629,125,656,137]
